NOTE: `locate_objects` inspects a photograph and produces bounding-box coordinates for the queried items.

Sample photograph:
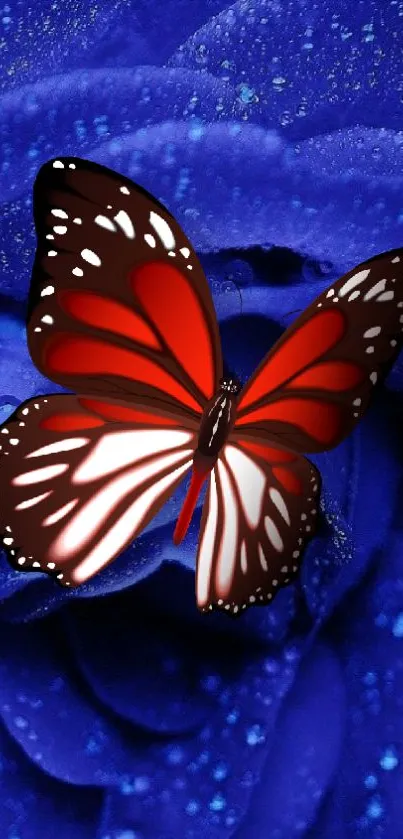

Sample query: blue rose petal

[310,534,403,836]
[0,69,236,203]
[170,0,403,136]
[234,643,345,838]
[89,122,403,263]
[87,639,305,838]
[0,725,101,838]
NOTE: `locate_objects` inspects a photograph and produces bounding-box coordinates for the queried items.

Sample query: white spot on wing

[72,267,84,277]
[364,279,386,301]
[72,429,192,483]
[114,210,135,239]
[27,437,89,458]
[269,487,291,525]
[54,448,192,559]
[197,472,218,607]
[70,458,191,584]
[264,515,284,552]
[81,249,101,267]
[13,463,69,486]
[215,459,238,599]
[41,315,54,325]
[120,186,130,195]
[364,326,381,338]
[144,234,156,248]
[52,161,64,169]
[149,211,175,250]
[258,543,268,571]
[43,499,79,527]
[240,541,247,574]
[53,225,67,235]
[95,215,117,232]
[15,491,52,511]
[224,445,265,529]
[180,247,190,258]
[339,268,370,298]
[376,291,394,302]
[41,285,55,297]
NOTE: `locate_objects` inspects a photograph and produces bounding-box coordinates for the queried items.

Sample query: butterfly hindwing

[28,157,223,418]
[195,433,321,614]
[235,248,403,452]
[0,394,196,586]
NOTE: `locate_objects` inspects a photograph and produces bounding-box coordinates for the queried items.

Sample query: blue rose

[0,1,402,837]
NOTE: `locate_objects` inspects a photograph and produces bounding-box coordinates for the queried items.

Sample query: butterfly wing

[0,394,197,586]
[196,434,320,614]
[28,157,223,418]
[235,248,403,452]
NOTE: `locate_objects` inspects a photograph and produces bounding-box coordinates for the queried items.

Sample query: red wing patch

[235,248,403,453]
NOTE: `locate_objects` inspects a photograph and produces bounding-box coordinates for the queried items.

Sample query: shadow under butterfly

[0,156,402,616]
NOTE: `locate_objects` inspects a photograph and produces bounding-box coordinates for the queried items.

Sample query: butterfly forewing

[0,394,197,586]
[196,434,321,614]
[235,249,403,452]
[28,157,223,417]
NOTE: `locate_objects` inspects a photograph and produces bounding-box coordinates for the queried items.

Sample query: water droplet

[226,708,239,724]
[185,799,200,816]
[14,715,28,730]
[364,774,378,790]
[296,102,308,117]
[366,796,383,820]
[212,761,228,781]
[236,83,257,104]
[362,671,377,686]
[132,776,150,794]
[241,769,257,787]
[209,792,226,812]
[85,735,104,755]
[380,746,399,771]
[165,745,185,766]
[392,613,403,637]
[195,43,208,66]
[120,777,137,795]
[246,723,265,746]
[279,110,292,126]
[188,122,205,141]
[225,810,238,828]
[201,674,221,693]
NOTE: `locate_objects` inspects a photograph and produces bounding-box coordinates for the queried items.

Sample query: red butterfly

[0,158,402,615]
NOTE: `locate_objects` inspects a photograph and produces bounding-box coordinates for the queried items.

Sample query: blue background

[1,2,403,837]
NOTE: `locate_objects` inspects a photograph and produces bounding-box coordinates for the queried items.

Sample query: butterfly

[0,157,402,615]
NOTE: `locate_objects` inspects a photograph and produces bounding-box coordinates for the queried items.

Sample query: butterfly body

[174,377,241,544]
[1,156,403,616]
[196,376,241,459]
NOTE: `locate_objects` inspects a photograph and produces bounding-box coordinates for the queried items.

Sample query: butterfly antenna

[284,307,302,318]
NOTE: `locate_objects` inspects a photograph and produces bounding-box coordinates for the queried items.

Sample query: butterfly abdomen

[197,391,237,459]
[174,382,239,544]
[173,454,212,545]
